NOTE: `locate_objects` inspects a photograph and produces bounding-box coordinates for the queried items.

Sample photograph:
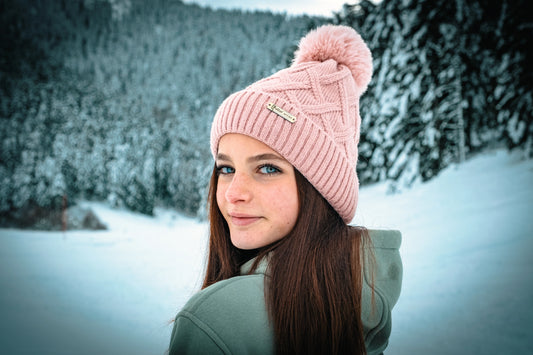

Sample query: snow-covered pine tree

[341,0,435,188]
[335,0,532,190]
[1,0,316,223]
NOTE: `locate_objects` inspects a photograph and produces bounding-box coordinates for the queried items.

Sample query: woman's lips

[229,214,261,226]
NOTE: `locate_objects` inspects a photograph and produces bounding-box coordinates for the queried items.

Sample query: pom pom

[293,25,372,92]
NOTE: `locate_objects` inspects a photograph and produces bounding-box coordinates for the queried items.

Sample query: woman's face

[216,133,299,250]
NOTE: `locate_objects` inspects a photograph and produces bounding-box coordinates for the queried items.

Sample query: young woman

[169,25,402,354]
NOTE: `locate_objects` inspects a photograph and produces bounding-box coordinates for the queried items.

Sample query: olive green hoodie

[169,229,402,354]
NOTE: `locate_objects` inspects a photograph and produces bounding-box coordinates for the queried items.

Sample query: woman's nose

[225,172,252,203]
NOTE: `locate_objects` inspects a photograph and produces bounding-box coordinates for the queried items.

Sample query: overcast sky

[182,0,357,17]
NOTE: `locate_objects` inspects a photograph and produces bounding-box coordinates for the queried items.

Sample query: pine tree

[1,0,315,223]
[335,0,532,189]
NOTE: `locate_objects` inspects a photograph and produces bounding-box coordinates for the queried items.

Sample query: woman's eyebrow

[216,153,287,163]
[216,153,232,162]
[247,153,286,163]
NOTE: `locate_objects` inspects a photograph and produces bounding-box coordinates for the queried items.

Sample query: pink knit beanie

[210,25,372,223]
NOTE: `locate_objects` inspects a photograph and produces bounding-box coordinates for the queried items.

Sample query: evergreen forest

[1,0,531,227]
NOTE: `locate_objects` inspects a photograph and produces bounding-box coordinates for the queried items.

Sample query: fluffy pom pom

[293,25,372,92]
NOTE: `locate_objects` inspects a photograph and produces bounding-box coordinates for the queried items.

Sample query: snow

[1,149,532,354]
[355,149,533,354]
[0,208,207,355]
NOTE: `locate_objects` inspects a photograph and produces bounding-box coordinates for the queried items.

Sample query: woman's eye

[217,166,235,174]
[259,164,281,174]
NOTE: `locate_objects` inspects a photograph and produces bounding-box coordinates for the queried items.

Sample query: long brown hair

[203,165,370,354]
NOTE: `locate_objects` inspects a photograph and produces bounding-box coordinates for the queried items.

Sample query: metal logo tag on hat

[267,103,297,123]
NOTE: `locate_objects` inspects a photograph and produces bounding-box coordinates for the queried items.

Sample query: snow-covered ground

[355,150,533,354]
[1,149,532,354]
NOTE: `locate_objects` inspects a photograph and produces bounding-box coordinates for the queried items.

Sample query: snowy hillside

[1,149,532,354]
[355,149,533,354]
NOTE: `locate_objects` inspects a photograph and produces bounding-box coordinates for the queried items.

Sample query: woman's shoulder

[170,273,273,354]
[180,273,265,317]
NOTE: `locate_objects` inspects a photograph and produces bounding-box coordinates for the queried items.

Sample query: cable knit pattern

[211,25,372,223]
